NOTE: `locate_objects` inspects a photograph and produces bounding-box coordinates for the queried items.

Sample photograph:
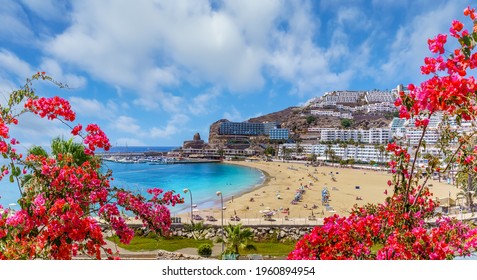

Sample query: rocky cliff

[207,106,394,146]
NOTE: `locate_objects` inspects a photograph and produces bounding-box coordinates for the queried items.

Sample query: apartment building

[365,90,397,103]
[269,128,290,140]
[320,128,391,144]
[219,121,279,136]
[279,143,390,163]
[310,110,353,119]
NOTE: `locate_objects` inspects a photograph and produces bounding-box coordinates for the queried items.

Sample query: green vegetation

[107,235,212,252]
[264,146,276,156]
[183,221,209,240]
[306,115,316,125]
[340,118,353,128]
[246,241,295,256]
[107,235,295,257]
[198,244,213,257]
[224,223,255,254]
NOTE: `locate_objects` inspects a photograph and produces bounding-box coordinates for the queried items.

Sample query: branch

[405,122,428,202]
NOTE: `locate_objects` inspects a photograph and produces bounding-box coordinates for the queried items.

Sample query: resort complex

[147,86,470,170]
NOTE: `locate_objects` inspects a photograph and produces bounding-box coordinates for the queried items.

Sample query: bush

[198,244,213,257]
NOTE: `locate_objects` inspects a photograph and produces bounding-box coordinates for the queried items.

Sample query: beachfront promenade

[177,212,477,226]
[177,216,324,226]
[117,212,477,228]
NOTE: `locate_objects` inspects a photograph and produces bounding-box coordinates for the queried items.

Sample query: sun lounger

[193,214,203,220]
[207,216,217,222]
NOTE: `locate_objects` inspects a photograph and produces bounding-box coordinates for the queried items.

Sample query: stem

[410,128,475,209]
[405,123,428,203]
[9,158,23,197]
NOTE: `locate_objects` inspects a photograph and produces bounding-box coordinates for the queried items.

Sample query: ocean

[0,147,265,214]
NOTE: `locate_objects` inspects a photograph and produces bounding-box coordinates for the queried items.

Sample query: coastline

[177,160,462,225]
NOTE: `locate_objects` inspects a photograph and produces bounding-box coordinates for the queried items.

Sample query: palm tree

[24,138,99,212]
[455,171,477,209]
[282,147,293,160]
[377,144,386,165]
[325,143,333,162]
[28,137,96,167]
[339,142,348,160]
[296,145,304,156]
[224,223,255,255]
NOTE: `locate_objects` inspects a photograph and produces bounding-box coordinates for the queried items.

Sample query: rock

[156,250,208,260]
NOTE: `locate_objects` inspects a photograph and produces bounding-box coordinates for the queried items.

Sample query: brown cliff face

[208,119,229,147]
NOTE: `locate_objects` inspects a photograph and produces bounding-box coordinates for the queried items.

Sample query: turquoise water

[0,161,264,215]
[102,161,264,215]
[1,146,264,213]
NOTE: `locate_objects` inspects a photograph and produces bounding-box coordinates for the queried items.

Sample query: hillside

[207,108,393,147]
[248,106,393,133]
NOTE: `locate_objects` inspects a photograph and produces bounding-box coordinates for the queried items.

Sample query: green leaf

[12,166,21,177]
[463,47,471,59]
[462,35,471,47]
[9,174,14,183]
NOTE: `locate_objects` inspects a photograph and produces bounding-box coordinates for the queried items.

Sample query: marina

[99,152,221,164]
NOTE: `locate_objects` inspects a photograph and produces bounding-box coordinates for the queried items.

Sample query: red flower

[71,124,82,136]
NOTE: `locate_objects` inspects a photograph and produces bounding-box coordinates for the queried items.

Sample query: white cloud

[149,114,190,138]
[69,97,114,120]
[19,0,69,21]
[0,1,34,43]
[40,58,86,88]
[45,0,348,103]
[188,87,220,115]
[223,106,243,121]
[336,6,372,33]
[111,116,141,134]
[133,91,185,112]
[142,66,178,91]
[0,49,33,79]
[31,0,464,108]
[380,1,460,85]
[10,113,72,149]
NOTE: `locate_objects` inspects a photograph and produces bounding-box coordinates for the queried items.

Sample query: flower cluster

[115,189,184,236]
[288,186,474,260]
[290,5,477,260]
[0,73,183,259]
[83,124,111,153]
[25,96,76,122]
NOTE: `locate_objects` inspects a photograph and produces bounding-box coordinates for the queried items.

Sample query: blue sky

[0,0,473,148]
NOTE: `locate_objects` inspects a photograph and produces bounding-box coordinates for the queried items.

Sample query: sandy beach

[178,160,461,225]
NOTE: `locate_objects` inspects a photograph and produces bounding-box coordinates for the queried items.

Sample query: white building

[310,110,353,119]
[365,90,397,103]
[278,143,390,163]
[366,102,397,113]
[320,128,391,144]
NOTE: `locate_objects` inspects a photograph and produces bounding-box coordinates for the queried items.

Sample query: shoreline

[176,160,462,224]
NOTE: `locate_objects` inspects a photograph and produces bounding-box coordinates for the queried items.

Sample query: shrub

[198,244,212,257]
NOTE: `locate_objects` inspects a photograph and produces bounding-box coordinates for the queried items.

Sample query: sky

[0,0,474,148]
